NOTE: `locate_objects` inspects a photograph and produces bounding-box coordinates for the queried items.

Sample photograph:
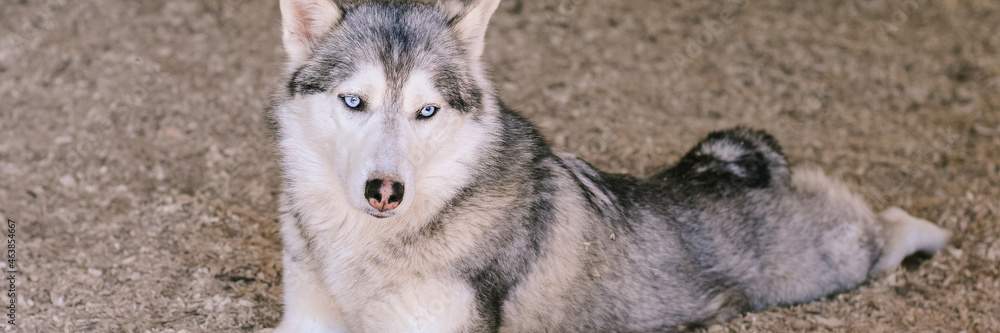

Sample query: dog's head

[272,0,502,220]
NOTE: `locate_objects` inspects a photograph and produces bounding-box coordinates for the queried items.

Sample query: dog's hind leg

[871,207,951,272]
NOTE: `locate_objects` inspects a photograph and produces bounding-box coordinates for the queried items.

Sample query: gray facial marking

[287,2,483,115]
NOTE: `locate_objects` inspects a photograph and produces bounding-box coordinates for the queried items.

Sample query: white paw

[873,207,951,271]
[881,206,951,253]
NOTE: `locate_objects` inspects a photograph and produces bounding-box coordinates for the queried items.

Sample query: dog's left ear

[280,0,343,66]
[444,0,502,62]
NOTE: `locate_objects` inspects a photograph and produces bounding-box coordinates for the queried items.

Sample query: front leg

[352,278,480,333]
[274,251,348,333]
[274,207,347,333]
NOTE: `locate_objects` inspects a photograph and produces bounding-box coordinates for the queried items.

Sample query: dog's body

[267,1,951,332]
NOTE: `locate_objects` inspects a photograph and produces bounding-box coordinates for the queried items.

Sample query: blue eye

[343,95,362,109]
[419,105,438,118]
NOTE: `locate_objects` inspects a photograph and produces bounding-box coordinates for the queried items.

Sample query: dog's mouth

[365,208,398,219]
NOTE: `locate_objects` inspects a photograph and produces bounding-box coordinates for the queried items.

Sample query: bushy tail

[872,207,951,272]
[657,127,789,189]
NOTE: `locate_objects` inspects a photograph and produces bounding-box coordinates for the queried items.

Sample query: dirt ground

[1,0,998,332]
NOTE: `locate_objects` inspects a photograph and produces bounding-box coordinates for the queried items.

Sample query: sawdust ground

[1,0,998,332]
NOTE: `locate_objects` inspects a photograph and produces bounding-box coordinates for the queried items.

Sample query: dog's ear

[280,0,342,66]
[443,0,502,62]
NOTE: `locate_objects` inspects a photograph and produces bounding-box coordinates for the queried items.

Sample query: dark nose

[365,178,405,211]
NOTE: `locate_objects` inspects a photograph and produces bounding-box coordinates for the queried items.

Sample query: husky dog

[267,0,951,331]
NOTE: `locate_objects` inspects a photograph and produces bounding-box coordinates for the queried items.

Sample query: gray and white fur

[266,1,951,332]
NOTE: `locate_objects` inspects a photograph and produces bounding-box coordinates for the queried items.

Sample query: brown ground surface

[1,0,998,332]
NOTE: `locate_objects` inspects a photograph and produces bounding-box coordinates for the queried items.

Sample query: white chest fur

[277,197,480,333]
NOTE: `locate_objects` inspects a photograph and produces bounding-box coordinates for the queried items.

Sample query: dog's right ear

[280,0,342,66]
